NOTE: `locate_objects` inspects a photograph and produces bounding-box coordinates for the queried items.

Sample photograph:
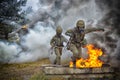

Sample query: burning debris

[69,44,104,68]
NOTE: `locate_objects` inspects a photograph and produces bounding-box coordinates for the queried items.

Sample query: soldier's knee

[70,45,78,53]
[72,49,79,55]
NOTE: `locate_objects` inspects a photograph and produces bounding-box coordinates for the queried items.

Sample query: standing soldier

[50,26,68,65]
[65,20,104,67]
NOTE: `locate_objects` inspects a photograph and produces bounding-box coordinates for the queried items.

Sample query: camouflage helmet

[76,20,85,28]
[56,26,62,34]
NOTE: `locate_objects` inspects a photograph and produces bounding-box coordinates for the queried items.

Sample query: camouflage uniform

[50,26,67,65]
[0,22,28,42]
[65,20,104,66]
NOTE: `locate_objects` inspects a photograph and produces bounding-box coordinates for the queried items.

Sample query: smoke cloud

[0,0,119,66]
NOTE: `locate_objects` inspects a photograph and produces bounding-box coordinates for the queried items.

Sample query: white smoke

[0,0,108,63]
[0,42,21,63]
[12,22,56,63]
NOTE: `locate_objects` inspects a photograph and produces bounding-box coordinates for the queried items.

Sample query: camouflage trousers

[68,39,87,66]
[68,40,87,57]
[69,43,82,59]
[54,47,62,65]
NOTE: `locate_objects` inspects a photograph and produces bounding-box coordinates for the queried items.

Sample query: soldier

[8,25,28,43]
[65,20,104,67]
[50,26,68,65]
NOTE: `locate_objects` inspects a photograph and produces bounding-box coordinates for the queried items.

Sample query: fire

[69,44,104,68]
[22,25,28,29]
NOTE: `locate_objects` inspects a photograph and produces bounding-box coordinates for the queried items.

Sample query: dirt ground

[0,58,65,80]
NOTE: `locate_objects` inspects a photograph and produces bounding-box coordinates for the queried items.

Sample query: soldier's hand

[49,47,54,55]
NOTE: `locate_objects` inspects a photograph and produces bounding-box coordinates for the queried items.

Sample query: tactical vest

[71,28,85,43]
[53,35,64,47]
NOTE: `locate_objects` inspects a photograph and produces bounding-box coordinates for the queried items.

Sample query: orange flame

[22,25,28,29]
[69,44,104,68]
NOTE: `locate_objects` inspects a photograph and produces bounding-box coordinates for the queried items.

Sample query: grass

[0,58,68,80]
[30,72,49,80]
[30,72,65,80]
[0,58,51,80]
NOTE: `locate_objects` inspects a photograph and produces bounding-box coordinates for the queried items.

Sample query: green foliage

[0,0,28,40]
[0,0,27,23]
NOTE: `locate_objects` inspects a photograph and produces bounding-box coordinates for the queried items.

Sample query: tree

[0,0,27,40]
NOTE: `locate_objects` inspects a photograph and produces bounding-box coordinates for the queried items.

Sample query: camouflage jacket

[50,35,68,47]
[65,27,104,43]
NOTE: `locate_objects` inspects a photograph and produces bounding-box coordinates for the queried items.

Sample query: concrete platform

[41,64,115,79]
